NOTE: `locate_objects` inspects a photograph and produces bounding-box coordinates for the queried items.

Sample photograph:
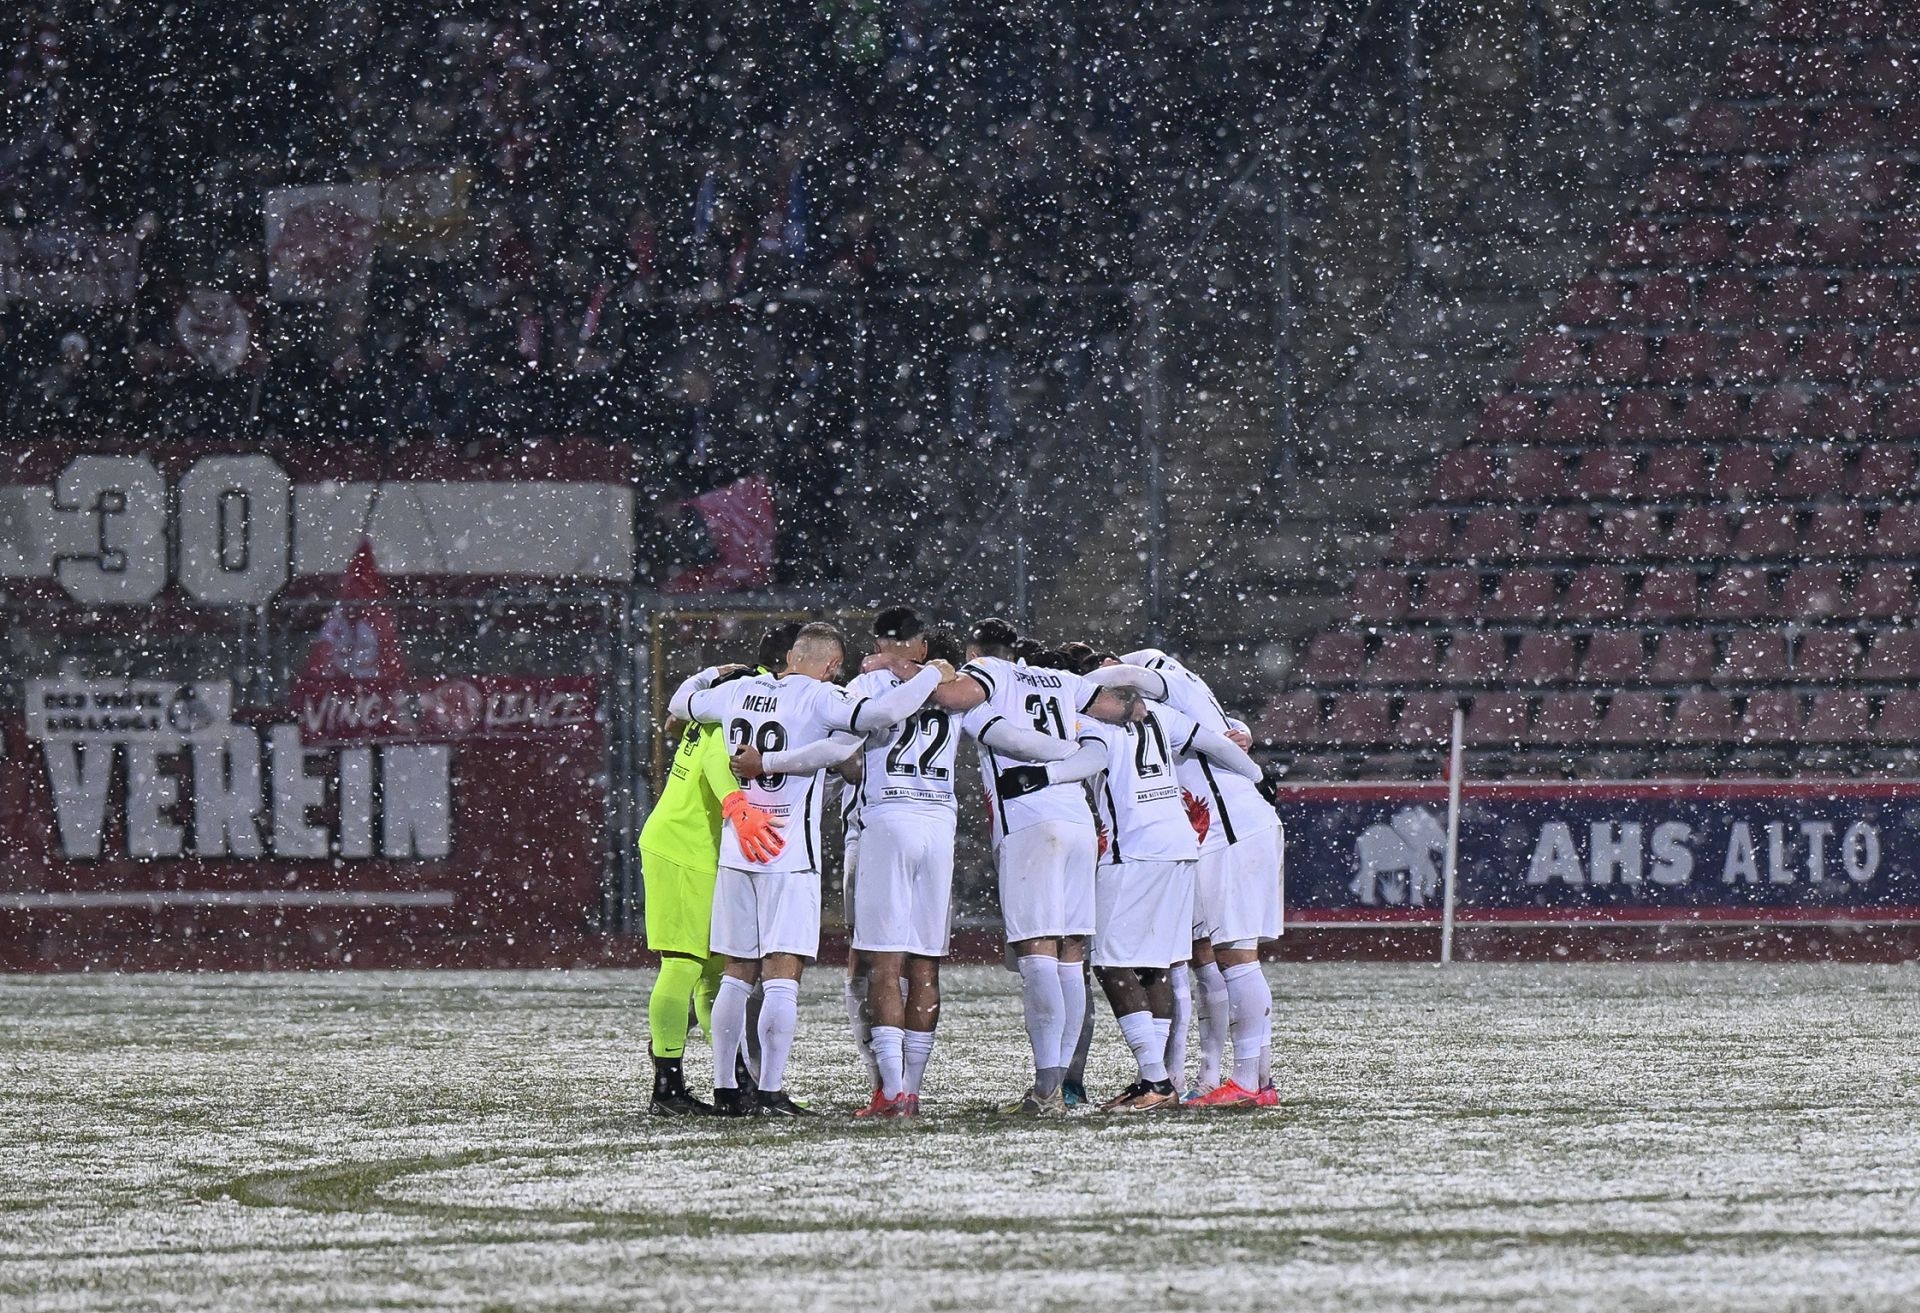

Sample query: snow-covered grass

[4,963,1918,1311]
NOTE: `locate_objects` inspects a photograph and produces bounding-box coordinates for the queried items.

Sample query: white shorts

[851,811,956,956]
[1092,858,1196,970]
[1193,846,1228,940]
[710,865,822,960]
[996,819,1097,944]
[1207,825,1284,945]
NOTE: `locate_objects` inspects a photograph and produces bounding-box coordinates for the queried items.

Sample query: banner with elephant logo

[1273,781,1920,926]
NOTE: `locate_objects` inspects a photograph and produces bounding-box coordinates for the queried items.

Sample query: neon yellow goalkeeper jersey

[638,723,741,870]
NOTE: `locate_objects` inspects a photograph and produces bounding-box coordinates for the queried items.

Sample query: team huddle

[638,609,1285,1117]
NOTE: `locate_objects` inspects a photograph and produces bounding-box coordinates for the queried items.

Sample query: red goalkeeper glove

[723,792,785,864]
[1182,789,1211,844]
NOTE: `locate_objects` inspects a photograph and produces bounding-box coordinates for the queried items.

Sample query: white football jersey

[959,656,1098,838]
[1124,650,1278,849]
[847,669,959,818]
[702,672,863,873]
[1088,703,1205,865]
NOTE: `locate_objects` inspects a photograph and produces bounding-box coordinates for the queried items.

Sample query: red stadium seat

[1346,570,1411,621]
[1527,506,1594,558]
[1875,505,1920,556]
[1841,274,1901,321]
[1514,333,1585,386]
[1810,216,1871,264]
[1671,690,1738,743]
[1854,566,1916,621]
[1812,391,1875,440]
[1579,631,1648,685]
[1724,161,1777,213]
[1665,506,1732,558]
[1596,691,1669,744]
[1511,633,1579,686]
[1325,693,1393,745]
[1766,272,1836,322]
[1430,448,1499,502]
[1484,569,1558,621]
[1608,390,1676,440]
[1701,566,1776,620]
[1835,0,1887,38]
[1457,510,1524,560]
[1882,216,1920,265]
[1795,629,1861,681]
[1863,629,1920,679]
[1649,331,1720,383]
[1738,217,1803,266]
[1540,393,1608,443]
[1685,105,1745,154]
[1555,276,1623,327]
[1698,275,1758,323]
[1815,108,1880,151]
[1257,692,1325,747]
[1465,694,1532,747]
[1477,394,1543,442]
[1531,693,1600,744]
[1644,163,1714,213]
[1630,274,1693,324]
[1867,331,1920,381]
[1723,47,1785,95]
[1393,692,1458,746]
[1599,509,1662,560]
[1777,446,1845,499]
[1390,510,1455,562]
[1885,391,1920,440]
[1765,0,1818,40]
[1369,632,1442,684]
[1506,449,1570,500]
[1738,690,1804,744]
[1573,449,1638,500]
[1677,392,1740,439]
[1781,565,1849,619]
[1804,690,1873,743]
[1849,443,1917,497]
[1750,388,1812,438]
[1302,632,1368,684]
[1786,45,1851,96]
[1635,567,1702,620]
[1750,108,1809,155]
[1561,565,1630,621]
[1607,220,1664,268]
[1716,630,1789,682]
[1439,631,1509,685]
[1412,569,1482,621]
[1792,331,1860,382]
[1801,505,1868,556]
[1637,448,1708,499]
[1590,331,1651,385]
[1650,630,1714,683]
[1724,330,1790,381]
[1858,49,1909,96]
[1670,220,1732,267]
[1730,507,1799,559]
[1875,691,1920,745]
[1710,446,1778,498]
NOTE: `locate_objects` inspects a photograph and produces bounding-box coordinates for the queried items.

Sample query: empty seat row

[1720,44,1917,98]
[1645,158,1913,217]
[1257,687,1920,749]
[1605,215,1920,270]
[1302,626,1920,688]
[1475,387,1920,444]
[1763,0,1920,42]
[1346,564,1917,623]
[1555,271,1920,328]
[1517,327,1920,387]
[1392,504,1920,565]
[1682,102,1920,154]
[1432,442,1920,503]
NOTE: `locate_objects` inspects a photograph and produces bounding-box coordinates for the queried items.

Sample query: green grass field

[6,962,1920,1311]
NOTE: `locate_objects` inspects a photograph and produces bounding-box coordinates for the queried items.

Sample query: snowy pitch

[6,963,1919,1310]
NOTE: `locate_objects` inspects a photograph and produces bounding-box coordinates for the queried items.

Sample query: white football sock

[710,975,752,1089]
[1224,961,1271,1090]
[1165,963,1192,1090]
[1016,954,1066,1093]
[756,978,800,1093]
[1055,960,1087,1071]
[1116,1010,1169,1084]
[845,975,877,1089]
[1258,1044,1273,1090]
[871,1024,905,1099]
[1194,960,1229,1090]
[903,1028,936,1095]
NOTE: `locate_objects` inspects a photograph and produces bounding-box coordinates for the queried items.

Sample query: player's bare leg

[1094,965,1178,1111]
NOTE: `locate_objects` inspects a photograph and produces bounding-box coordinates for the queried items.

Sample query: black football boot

[649,1056,716,1116]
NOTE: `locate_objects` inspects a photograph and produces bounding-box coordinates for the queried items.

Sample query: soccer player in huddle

[670,622,950,1114]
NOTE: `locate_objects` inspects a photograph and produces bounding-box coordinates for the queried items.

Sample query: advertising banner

[1274,781,1920,927]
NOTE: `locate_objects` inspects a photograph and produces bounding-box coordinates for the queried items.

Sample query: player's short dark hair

[873,604,924,641]
[970,617,1019,657]
[1027,647,1075,671]
[793,620,847,654]
[758,621,804,671]
[924,625,965,666]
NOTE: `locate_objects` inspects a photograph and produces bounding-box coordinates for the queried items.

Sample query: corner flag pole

[1439,704,1465,965]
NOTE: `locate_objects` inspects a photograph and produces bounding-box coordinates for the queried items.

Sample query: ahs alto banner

[1274,781,1920,926]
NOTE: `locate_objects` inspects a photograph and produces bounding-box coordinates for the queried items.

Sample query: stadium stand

[1260,0,1920,779]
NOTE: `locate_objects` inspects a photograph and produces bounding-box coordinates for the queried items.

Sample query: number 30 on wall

[52,454,292,606]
